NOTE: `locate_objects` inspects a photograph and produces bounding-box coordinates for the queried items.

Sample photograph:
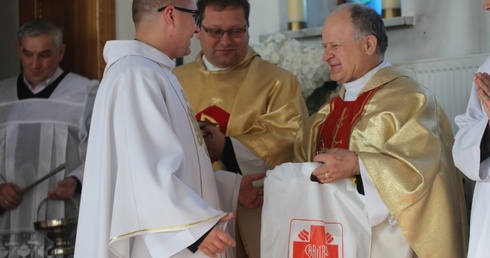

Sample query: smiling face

[197,5,249,68]
[321,9,377,83]
[16,34,65,88]
[173,0,200,57]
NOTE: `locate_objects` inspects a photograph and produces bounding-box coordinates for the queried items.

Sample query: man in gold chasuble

[294,3,468,258]
[174,0,308,256]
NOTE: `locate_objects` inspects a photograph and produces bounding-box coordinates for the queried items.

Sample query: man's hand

[0,183,22,210]
[202,124,225,159]
[312,148,359,183]
[475,72,490,119]
[198,213,236,257]
[239,172,266,209]
[48,177,77,200]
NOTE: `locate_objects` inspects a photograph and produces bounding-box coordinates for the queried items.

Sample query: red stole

[195,105,230,134]
[195,105,232,163]
[318,87,380,153]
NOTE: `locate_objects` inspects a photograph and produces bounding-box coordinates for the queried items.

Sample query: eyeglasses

[157,6,200,25]
[201,25,248,39]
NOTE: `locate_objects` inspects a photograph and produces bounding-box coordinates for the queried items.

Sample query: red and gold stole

[195,105,230,134]
[195,105,231,163]
[316,86,381,186]
[318,87,381,152]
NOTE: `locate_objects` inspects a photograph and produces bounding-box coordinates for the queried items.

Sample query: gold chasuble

[175,47,308,169]
[295,66,468,258]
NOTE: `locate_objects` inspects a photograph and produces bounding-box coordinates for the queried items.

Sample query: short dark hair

[17,18,63,48]
[197,0,250,26]
[132,0,169,24]
[341,3,388,55]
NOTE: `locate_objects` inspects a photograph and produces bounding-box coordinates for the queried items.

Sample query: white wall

[247,0,335,44]
[245,0,490,64]
[386,0,483,63]
[215,0,490,64]
[480,4,490,53]
[115,0,136,40]
[248,0,282,43]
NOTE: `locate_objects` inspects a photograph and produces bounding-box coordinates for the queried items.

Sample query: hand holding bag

[261,162,371,258]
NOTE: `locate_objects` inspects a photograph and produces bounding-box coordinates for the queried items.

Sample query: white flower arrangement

[252,33,330,98]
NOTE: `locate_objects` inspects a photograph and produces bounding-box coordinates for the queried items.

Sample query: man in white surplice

[453,1,490,258]
[74,0,263,257]
[0,18,98,257]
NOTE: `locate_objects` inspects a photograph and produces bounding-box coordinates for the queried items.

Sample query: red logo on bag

[289,220,343,258]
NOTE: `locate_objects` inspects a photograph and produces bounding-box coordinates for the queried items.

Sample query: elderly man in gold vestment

[294,3,468,258]
[174,0,308,256]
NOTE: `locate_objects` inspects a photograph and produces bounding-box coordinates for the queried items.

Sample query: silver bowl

[33,197,78,256]
[33,217,77,256]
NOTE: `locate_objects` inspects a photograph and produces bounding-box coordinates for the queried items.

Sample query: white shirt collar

[24,67,63,94]
[202,55,229,71]
[343,60,391,101]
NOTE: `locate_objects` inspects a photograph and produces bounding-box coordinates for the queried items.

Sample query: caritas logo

[289,219,343,258]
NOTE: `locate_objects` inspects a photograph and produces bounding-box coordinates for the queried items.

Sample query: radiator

[396,53,489,135]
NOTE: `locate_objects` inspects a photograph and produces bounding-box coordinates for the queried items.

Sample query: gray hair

[17,18,63,48]
[339,3,388,55]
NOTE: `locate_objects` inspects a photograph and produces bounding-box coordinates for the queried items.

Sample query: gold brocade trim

[331,107,347,148]
[109,213,224,243]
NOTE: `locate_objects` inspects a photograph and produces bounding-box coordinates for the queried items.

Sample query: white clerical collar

[343,60,391,101]
[202,55,230,71]
[24,67,63,94]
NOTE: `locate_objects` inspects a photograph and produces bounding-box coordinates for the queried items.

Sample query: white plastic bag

[261,162,371,258]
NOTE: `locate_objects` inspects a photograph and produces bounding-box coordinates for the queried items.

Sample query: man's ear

[162,6,175,24]
[364,34,378,56]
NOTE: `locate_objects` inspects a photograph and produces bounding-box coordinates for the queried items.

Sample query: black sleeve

[355,175,364,195]
[70,176,82,194]
[220,137,242,174]
[310,174,364,195]
[481,125,490,162]
[187,226,213,253]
